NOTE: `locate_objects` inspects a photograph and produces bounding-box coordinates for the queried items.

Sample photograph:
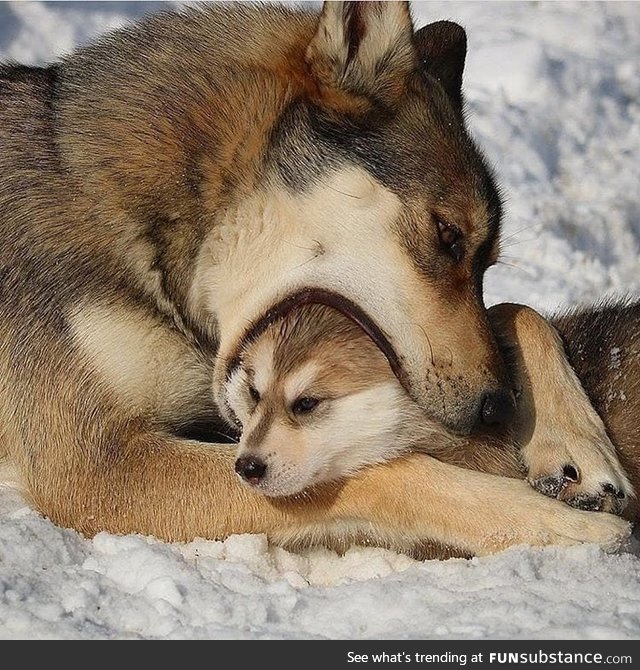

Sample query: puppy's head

[225,304,424,497]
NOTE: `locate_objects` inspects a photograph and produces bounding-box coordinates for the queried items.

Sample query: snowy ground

[0,0,639,640]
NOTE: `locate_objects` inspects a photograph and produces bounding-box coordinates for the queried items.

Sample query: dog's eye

[292,396,320,415]
[436,218,464,262]
[248,386,260,403]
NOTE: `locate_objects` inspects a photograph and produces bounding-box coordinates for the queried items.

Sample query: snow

[0,0,639,640]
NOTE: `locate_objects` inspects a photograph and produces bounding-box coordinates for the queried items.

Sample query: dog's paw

[524,436,633,515]
[545,505,632,552]
[476,487,632,556]
[529,469,628,514]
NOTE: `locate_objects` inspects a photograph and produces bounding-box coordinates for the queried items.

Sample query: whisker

[326,184,362,199]
[282,239,316,252]
[288,243,324,272]
[416,322,436,366]
[500,235,539,250]
[500,222,542,244]
[494,259,537,278]
[291,256,318,271]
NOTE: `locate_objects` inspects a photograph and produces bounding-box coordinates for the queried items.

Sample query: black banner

[14,640,636,668]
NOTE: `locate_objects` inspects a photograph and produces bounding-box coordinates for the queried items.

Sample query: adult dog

[0,1,630,556]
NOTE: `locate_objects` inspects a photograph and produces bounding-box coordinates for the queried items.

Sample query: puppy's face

[224,305,421,497]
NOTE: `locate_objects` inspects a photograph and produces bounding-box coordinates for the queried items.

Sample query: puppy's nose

[235,456,267,485]
[481,388,516,427]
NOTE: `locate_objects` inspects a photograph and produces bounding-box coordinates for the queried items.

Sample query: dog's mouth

[226,288,408,388]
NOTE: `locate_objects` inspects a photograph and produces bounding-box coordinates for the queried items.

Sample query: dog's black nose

[481,389,516,427]
[235,456,267,485]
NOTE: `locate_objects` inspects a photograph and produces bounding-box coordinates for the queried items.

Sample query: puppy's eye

[248,386,260,403]
[292,396,320,415]
[436,218,464,262]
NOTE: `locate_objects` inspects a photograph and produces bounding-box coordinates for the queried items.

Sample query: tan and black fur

[0,1,632,557]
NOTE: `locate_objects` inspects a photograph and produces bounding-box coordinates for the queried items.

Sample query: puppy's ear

[306,1,416,111]
[414,21,467,114]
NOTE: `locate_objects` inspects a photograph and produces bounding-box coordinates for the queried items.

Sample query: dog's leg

[21,426,629,557]
[334,454,630,557]
[489,303,633,514]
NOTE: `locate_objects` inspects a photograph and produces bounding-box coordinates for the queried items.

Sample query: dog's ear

[414,21,467,113]
[306,1,416,111]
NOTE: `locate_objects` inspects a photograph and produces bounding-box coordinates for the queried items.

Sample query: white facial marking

[225,367,251,423]
[283,361,320,406]
[306,382,410,481]
[249,337,275,397]
[190,165,431,400]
